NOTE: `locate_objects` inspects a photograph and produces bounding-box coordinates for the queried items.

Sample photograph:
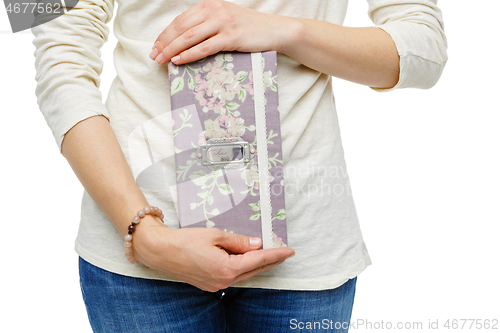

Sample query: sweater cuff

[55,106,110,155]
[370,21,447,93]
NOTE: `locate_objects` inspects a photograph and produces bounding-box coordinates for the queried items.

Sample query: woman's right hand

[132,215,295,292]
[59,115,293,292]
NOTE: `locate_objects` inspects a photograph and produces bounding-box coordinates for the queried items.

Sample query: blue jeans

[79,257,357,332]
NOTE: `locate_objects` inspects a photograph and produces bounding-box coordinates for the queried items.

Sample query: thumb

[216,232,262,254]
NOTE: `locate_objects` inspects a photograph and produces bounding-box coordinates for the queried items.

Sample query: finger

[170,34,229,65]
[150,6,206,62]
[137,252,223,292]
[154,3,205,46]
[232,259,287,284]
[230,247,295,276]
[214,230,262,254]
[151,0,227,50]
[159,21,220,65]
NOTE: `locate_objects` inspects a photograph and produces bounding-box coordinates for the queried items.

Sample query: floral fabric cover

[169,51,287,248]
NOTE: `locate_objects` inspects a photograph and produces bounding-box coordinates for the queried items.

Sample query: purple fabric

[169,52,288,247]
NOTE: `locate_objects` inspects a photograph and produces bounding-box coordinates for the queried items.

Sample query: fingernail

[171,55,180,63]
[155,53,164,64]
[149,48,158,60]
[287,252,295,259]
[249,237,261,247]
[152,41,159,50]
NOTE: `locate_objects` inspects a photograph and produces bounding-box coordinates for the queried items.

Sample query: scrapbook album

[169,51,287,249]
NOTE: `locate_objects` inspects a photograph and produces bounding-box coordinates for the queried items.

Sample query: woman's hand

[148,0,399,88]
[149,0,293,65]
[132,215,295,292]
[59,86,294,293]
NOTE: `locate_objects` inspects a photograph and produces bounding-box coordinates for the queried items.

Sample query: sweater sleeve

[32,0,115,154]
[366,0,448,91]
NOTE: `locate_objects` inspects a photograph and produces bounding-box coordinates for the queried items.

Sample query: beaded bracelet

[123,205,164,264]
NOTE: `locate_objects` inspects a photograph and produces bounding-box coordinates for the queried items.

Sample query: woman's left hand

[149,0,292,65]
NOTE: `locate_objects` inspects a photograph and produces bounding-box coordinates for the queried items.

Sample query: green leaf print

[218,183,234,195]
[238,89,247,102]
[249,203,260,211]
[171,76,184,95]
[188,76,196,90]
[226,101,240,111]
[206,193,214,206]
[250,213,261,221]
[274,209,286,220]
[237,71,248,82]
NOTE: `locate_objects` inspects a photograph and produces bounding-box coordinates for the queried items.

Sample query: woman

[32,0,447,332]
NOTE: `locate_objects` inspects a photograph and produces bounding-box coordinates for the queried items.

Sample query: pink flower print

[194,75,211,112]
[244,83,254,95]
[203,61,223,80]
[209,82,224,99]
[209,72,237,100]
[272,233,287,248]
[203,119,227,139]
[219,114,231,129]
[227,117,245,137]
[168,62,179,75]
[241,165,260,188]
[243,71,254,95]
[194,54,247,114]
[263,70,273,87]
[206,97,216,108]
[213,99,226,115]
[221,85,237,101]
[218,115,245,138]
[198,132,207,146]
[214,53,233,69]
[233,83,242,93]
[218,71,234,85]
[219,114,245,138]
[241,165,274,189]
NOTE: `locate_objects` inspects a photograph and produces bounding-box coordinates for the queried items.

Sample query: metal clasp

[196,137,256,171]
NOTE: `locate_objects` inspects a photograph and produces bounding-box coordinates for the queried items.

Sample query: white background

[1,1,499,332]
